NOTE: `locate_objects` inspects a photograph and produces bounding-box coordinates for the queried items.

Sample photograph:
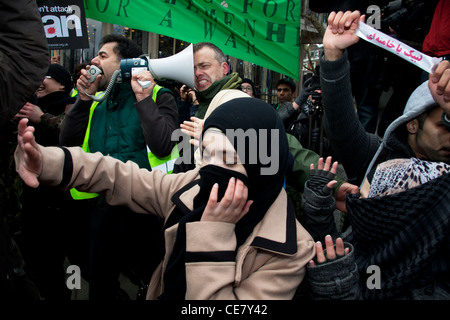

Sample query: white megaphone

[120,43,195,89]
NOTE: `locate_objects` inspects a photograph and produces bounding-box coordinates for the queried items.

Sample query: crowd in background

[1,0,450,302]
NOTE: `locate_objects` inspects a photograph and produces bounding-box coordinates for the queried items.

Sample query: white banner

[355,22,442,74]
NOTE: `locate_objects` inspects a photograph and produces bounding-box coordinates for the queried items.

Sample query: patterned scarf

[369,158,450,197]
[347,172,450,299]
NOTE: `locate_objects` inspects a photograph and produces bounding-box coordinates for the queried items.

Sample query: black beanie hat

[46,64,72,93]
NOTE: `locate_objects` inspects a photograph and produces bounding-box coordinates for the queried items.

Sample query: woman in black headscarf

[15,91,316,300]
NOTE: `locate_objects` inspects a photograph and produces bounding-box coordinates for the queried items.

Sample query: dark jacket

[347,173,450,300]
[305,49,450,299]
[30,91,76,147]
[0,0,49,126]
[60,82,179,161]
[302,170,450,300]
[320,50,410,186]
[0,0,49,300]
[277,101,309,146]
[88,83,152,170]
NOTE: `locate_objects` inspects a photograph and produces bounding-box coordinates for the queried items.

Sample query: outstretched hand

[309,156,338,196]
[15,118,42,188]
[180,116,204,147]
[293,78,317,109]
[201,178,253,224]
[310,157,359,212]
[309,235,349,266]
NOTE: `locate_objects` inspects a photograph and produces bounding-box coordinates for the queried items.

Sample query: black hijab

[160,97,289,300]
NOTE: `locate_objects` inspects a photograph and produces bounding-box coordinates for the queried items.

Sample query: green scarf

[194,72,242,119]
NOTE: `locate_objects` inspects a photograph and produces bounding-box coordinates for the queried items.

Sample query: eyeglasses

[277,88,290,92]
[241,86,252,92]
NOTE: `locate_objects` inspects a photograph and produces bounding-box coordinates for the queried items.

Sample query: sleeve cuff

[302,181,336,210]
[185,221,237,262]
[38,146,68,186]
[306,242,360,299]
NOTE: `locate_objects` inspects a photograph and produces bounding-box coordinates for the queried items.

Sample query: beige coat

[32,145,316,300]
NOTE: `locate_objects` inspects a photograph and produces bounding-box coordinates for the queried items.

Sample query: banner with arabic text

[83,0,302,79]
[355,22,442,74]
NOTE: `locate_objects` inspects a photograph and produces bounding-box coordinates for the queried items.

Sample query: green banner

[83,0,301,79]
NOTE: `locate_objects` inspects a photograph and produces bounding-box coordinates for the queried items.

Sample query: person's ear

[406,119,419,134]
[222,62,229,75]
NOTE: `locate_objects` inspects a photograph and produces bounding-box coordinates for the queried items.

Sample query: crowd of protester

[1,0,450,302]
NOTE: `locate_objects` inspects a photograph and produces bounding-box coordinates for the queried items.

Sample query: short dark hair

[417,104,439,129]
[277,78,296,93]
[99,34,143,61]
[399,104,439,142]
[193,42,227,64]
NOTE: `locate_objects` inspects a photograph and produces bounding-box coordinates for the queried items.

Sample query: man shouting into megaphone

[59,34,179,300]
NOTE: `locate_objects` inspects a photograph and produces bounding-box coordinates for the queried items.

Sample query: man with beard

[59,34,178,300]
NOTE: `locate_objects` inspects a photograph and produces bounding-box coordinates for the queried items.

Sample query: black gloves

[295,78,317,107]
[307,165,335,196]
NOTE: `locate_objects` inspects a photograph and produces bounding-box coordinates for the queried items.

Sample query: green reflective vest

[70,86,179,200]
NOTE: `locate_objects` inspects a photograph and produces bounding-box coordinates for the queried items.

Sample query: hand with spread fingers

[308,156,338,196]
[180,116,204,147]
[309,156,359,212]
[309,235,350,266]
[15,118,43,188]
[201,178,253,224]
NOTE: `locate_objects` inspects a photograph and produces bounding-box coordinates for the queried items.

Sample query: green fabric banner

[83,0,301,79]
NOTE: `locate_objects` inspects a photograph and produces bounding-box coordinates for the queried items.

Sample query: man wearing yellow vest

[59,34,178,300]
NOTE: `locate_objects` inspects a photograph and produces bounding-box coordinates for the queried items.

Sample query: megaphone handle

[137,79,152,89]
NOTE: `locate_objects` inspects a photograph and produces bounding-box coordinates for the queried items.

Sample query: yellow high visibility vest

[70,88,79,98]
[70,86,179,200]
